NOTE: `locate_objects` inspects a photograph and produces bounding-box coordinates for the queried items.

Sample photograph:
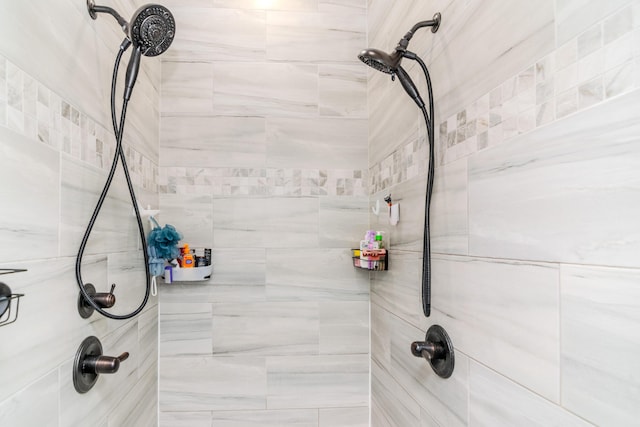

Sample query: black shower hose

[405,51,435,318]
[75,41,151,320]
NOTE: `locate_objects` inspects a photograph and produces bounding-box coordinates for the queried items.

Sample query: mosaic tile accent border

[0,54,158,192]
[370,6,640,194]
[159,167,368,197]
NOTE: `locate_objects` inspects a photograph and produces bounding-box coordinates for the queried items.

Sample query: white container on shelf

[164,265,212,283]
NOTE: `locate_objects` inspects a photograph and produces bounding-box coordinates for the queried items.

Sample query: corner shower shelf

[352,249,388,271]
[163,265,212,283]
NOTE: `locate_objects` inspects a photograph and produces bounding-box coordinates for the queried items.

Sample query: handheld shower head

[357,48,402,74]
[129,4,175,57]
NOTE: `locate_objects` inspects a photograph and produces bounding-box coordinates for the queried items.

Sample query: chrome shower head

[357,48,402,74]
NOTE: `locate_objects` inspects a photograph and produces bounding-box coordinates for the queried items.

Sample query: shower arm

[87,0,129,33]
[396,13,441,52]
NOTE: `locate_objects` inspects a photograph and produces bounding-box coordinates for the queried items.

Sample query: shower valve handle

[84,351,129,375]
[93,284,117,309]
[411,341,445,360]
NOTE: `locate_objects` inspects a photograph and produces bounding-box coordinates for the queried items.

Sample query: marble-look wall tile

[319,301,369,354]
[556,0,632,45]
[108,361,158,427]
[160,411,211,427]
[266,248,369,301]
[370,250,423,329]
[164,8,266,62]
[318,196,369,248]
[266,11,366,63]
[137,305,159,377]
[212,197,318,248]
[561,264,640,426]
[319,407,368,427]
[371,302,392,368]
[430,157,469,255]
[160,356,267,411]
[160,115,266,168]
[211,409,318,426]
[266,354,369,409]
[212,62,318,117]
[0,371,58,427]
[60,155,140,256]
[431,255,560,402]
[212,301,319,355]
[430,0,555,120]
[159,194,213,248]
[161,62,213,114]
[266,117,367,169]
[469,90,640,268]
[0,126,59,262]
[469,361,592,426]
[106,251,149,317]
[371,360,421,427]
[0,256,109,403]
[212,0,318,11]
[160,303,213,357]
[318,64,367,117]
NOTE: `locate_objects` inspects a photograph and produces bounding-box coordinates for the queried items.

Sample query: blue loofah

[147,216,182,261]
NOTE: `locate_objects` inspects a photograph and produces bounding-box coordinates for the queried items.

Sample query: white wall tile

[469,89,640,268]
[160,411,211,427]
[319,407,368,427]
[266,354,369,409]
[0,371,58,427]
[160,356,267,411]
[469,361,592,426]
[160,303,213,357]
[561,264,640,426]
[211,409,318,426]
[431,255,560,402]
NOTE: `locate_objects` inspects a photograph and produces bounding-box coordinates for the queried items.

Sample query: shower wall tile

[319,301,369,355]
[430,255,560,402]
[560,264,640,426]
[430,157,469,255]
[159,193,214,248]
[556,0,632,45]
[318,64,367,117]
[160,115,266,168]
[319,0,367,13]
[212,0,318,11]
[0,126,59,262]
[210,409,318,426]
[319,407,369,427]
[266,11,366,63]
[160,303,213,357]
[138,305,160,377]
[468,90,640,268]
[160,356,267,411]
[430,0,555,121]
[212,62,318,117]
[468,361,592,427]
[161,62,214,114]
[266,117,368,169]
[0,256,109,403]
[164,8,266,62]
[370,250,423,329]
[371,302,392,368]
[266,354,369,409]
[160,411,211,427]
[212,301,320,356]
[0,371,58,427]
[108,361,159,427]
[211,197,318,248]
[106,251,149,317]
[318,196,368,248]
[60,155,140,256]
[371,359,421,427]
[266,248,369,301]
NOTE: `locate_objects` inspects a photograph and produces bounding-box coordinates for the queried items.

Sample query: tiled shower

[1,0,639,426]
